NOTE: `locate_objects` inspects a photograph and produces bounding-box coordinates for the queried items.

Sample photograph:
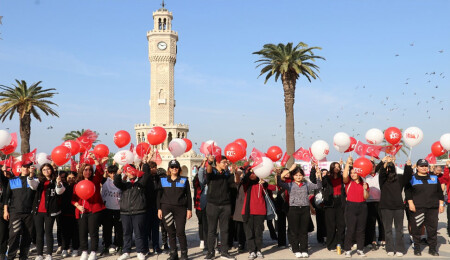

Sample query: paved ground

[26,211,450,259]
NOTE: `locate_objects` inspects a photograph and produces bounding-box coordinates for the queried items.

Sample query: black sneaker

[429,249,439,256]
[220,253,236,260]
[420,238,428,245]
[99,247,109,256]
[414,248,421,256]
[154,247,163,254]
[238,244,245,253]
[204,251,215,260]
[371,243,378,251]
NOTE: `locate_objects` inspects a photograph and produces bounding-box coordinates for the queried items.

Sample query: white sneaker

[117,253,131,260]
[71,250,79,257]
[356,250,366,257]
[200,240,205,249]
[62,250,68,257]
[395,252,403,257]
[88,252,97,260]
[45,255,53,260]
[137,253,145,260]
[248,252,256,259]
[387,252,394,256]
[109,246,117,254]
[351,244,357,250]
[345,251,352,258]
[294,252,302,258]
[35,256,44,260]
[256,251,264,259]
[301,252,309,258]
[56,246,62,254]
[80,251,89,260]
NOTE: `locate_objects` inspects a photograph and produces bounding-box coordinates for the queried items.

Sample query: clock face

[157,41,167,50]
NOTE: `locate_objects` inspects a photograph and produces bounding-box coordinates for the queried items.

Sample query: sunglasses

[169,166,180,169]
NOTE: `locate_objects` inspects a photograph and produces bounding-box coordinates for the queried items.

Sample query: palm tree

[253,42,324,166]
[0,80,59,154]
[62,129,100,143]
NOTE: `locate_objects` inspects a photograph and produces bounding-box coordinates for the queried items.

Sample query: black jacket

[61,183,76,216]
[113,165,150,215]
[405,169,444,209]
[379,164,412,209]
[2,176,36,215]
[157,175,192,210]
[206,168,236,206]
[29,178,65,216]
[0,169,9,215]
[310,168,346,208]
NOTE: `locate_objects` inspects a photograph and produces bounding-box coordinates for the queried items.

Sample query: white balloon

[132,148,142,164]
[253,157,274,179]
[440,133,450,151]
[113,150,134,166]
[36,153,51,165]
[311,140,330,161]
[333,132,351,153]
[169,138,187,158]
[0,130,12,149]
[205,140,218,147]
[403,127,424,147]
[365,128,384,145]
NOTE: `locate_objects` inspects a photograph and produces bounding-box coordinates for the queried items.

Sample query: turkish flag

[249,148,265,167]
[366,144,383,159]
[280,152,290,167]
[151,149,162,166]
[79,151,95,165]
[129,143,135,153]
[425,153,437,164]
[70,159,78,172]
[382,144,403,156]
[354,141,368,157]
[0,156,14,171]
[293,147,311,162]
[207,143,222,162]
[123,164,144,177]
[76,129,98,151]
[22,148,37,164]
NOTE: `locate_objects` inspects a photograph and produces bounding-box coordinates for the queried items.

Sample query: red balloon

[353,157,373,178]
[75,180,96,200]
[114,130,131,148]
[224,142,246,163]
[234,139,247,150]
[12,162,22,176]
[136,142,150,158]
[78,142,92,154]
[384,127,402,145]
[345,137,357,153]
[183,138,192,152]
[147,127,167,145]
[51,146,72,166]
[62,140,80,156]
[93,144,109,159]
[266,146,283,162]
[431,141,446,157]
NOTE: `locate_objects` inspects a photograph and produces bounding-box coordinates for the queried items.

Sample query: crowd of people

[1,151,450,260]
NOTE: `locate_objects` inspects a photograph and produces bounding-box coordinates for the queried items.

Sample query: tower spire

[161,0,165,9]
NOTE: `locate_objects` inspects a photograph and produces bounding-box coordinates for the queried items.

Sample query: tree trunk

[20,113,31,154]
[282,73,296,167]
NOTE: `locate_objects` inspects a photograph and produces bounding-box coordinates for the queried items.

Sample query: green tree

[253,42,324,166]
[62,129,100,143]
[0,80,59,154]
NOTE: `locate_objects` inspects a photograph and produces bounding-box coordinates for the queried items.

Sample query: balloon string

[81,200,85,218]
[408,146,413,160]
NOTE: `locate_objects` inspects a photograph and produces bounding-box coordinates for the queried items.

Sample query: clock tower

[134,2,202,178]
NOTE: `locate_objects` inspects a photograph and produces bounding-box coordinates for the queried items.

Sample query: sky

[0,0,449,163]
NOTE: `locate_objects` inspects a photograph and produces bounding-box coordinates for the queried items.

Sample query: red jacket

[71,165,106,219]
[241,181,266,216]
[438,166,450,202]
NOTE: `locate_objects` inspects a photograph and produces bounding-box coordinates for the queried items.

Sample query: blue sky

[1,0,449,162]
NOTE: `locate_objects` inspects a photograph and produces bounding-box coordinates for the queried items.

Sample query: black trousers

[243,215,265,253]
[276,210,287,246]
[324,197,346,250]
[122,213,146,254]
[315,206,326,243]
[161,204,188,251]
[447,205,450,236]
[0,216,9,255]
[381,209,405,253]
[287,206,310,253]
[144,206,160,251]
[410,208,439,251]
[365,201,385,245]
[160,218,168,245]
[206,203,231,253]
[56,214,62,247]
[61,215,79,250]
[196,209,208,243]
[78,211,102,252]
[34,213,56,256]
[7,213,34,260]
[235,221,246,247]
[103,209,123,248]
[344,201,367,251]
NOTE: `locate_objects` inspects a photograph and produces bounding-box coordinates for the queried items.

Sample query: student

[157,159,192,260]
[28,163,65,260]
[277,163,322,258]
[60,171,80,258]
[144,160,162,255]
[3,162,36,260]
[101,164,123,255]
[193,161,207,250]
[71,154,106,260]
[204,155,239,260]
[435,160,450,241]
[342,157,370,258]
[309,167,328,245]
[379,156,412,257]
[0,164,11,260]
[405,159,444,256]
[197,159,210,252]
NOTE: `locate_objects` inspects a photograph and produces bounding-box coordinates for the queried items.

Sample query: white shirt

[101,178,121,210]
[364,173,380,202]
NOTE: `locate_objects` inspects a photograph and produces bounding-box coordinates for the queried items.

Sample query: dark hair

[349,166,364,183]
[386,162,398,182]
[216,155,227,163]
[38,163,57,183]
[76,163,94,182]
[291,166,305,176]
[107,165,119,174]
[148,161,157,169]
[157,167,167,176]
[167,165,182,177]
[329,162,342,174]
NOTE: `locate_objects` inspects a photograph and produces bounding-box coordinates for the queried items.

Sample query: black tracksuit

[60,183,79,251]
[405,171,444,251]
[0,169,9,258]
[144,172,161,252]
[157,174,192,253]
[2,176,36,260]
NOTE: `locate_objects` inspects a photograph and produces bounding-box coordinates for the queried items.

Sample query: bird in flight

[438,50,444,53]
